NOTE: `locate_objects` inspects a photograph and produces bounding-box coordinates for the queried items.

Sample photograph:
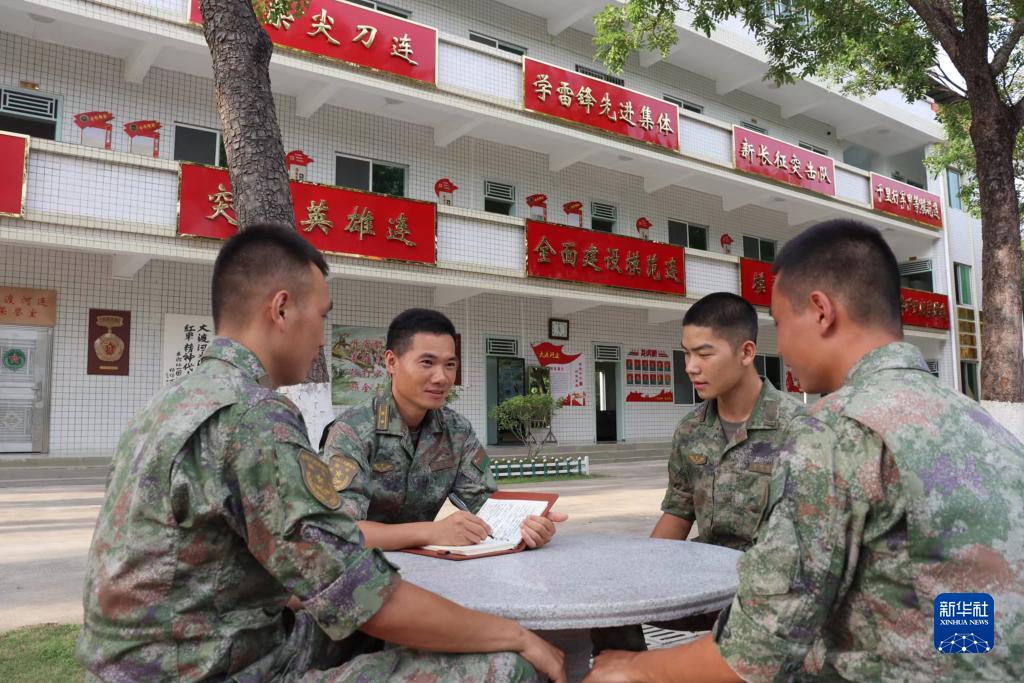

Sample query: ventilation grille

[486,337,519,357]
[575,64,625,86]
[591,202,617,221]
[739,121,767,134]
[898,260,932,276]
[1,88,58,120]
[594,345,621,362]
[926,360,939,375]
[484,181,515,202]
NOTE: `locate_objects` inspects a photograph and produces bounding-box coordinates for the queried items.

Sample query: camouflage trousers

[274,611,539,683]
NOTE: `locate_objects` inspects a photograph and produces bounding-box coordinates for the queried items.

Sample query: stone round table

[385,535,741,681]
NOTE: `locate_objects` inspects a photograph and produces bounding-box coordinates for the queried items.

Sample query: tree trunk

[967,94,1024,403]
[198,0,328,383]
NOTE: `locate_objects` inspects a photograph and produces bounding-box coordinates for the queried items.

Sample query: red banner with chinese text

[178,163,436,265]
[870,173,943,230]
[733,126,835,197]
[0,132,29,218]
[901,288,950,330]
[188,0,436,85]
[523,58,679,152]
[526,220,685,296]
[740,258,775,308]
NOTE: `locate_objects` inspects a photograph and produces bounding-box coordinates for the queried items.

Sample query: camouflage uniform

[662,380,805,550]
[716,342,1024,681]
[320,390,496,523]
[76,338,535,682]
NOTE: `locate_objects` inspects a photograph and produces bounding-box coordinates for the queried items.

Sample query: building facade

[0,0,984,457]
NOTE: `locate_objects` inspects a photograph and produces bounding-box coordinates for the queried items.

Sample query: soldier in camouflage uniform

[593,293,804,654]
[586,220,1023,682]
[321,308,565,552]
[77,226,564,683]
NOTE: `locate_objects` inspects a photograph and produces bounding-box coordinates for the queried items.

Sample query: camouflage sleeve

[715,416,868,681]
[452,430,497,514]
[228,398,398,641]
[321,420,373,521]
[660,426,695,521]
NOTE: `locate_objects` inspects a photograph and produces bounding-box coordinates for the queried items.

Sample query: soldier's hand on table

[520,630,566,683]
[521,510,569,548]
[430,510,492,545]
[584,650,641,682]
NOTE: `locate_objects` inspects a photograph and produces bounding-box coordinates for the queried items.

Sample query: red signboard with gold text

[740,258,775,307]
[523,58,679,152]
[901,288,950,330]
[871,173,943,230]
[178,163,436,265]
[189,0,437,85]
[734,126,835,197]
[0,131,29,218]
[526,220,685,296]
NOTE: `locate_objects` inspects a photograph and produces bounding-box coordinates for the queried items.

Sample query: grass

[497,472,601,484]
[0,624,81,683]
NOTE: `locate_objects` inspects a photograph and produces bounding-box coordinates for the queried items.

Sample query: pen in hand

[448,493,496,540]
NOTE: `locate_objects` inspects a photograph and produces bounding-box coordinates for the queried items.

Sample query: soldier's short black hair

[211,224,328,329]
[682,292,758,349]
[771,219,902,335]
[387,308,457,356]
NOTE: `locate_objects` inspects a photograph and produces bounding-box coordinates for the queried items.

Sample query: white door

[0,325,53,453]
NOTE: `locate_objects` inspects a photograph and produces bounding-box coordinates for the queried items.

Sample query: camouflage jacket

[76,338,398,682]
[717,342,1024,681]
[661,380,805,550]
[320,390,497,523]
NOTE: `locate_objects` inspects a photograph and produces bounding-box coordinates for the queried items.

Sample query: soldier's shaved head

[211,224,328,330]
[683,292,758,349]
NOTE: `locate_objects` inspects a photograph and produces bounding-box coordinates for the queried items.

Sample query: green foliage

[0,624,81,683]
[253,0,311,23]
[489,393,563,458]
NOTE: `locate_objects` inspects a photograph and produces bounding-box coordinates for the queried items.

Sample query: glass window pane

[743,235,760,260]
[753,355,766,376]
[765,356,782,389]
[0,113,57,139]
[947,170,962,210]
[336,155,371,191]
[673,350,695,404]
[592,218,615,232]
[960,361,979,400]
[667,221,688,246]
[761,240,776,263]
[484,198,513,215]
[956,264,973,306]
[689,225,708,251]
[174,126,219,165]
[372,163,405,196]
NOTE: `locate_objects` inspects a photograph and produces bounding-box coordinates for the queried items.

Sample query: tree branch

[906,0,966,70]
[991,19,1024,75]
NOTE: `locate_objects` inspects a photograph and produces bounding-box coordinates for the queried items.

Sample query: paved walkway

[0,460,668,632]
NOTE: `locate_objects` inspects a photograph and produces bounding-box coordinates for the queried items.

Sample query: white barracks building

[0,0,984,457]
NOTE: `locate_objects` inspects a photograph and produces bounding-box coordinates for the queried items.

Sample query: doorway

[486,355,526,445]
[595,361,619,442]
[0,325,53,453]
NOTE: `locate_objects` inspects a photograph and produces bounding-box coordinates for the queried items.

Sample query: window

[591,202,617,232]
[484,180,515,215]
[960,361,979,401]
[667,220,709,251]
[575,64,625,87]
[739,121,768,135]
[664,94,703,115]
[798,141,828,156]
[765,1,812,25]
[672,350,697,404]
[173,124,226,166]
[898,260,934,292]
[743,235,777,263]
[954,263,973,306]
[0,87,59,139]
[947,169,963,210]
[469,32,526,56]
[335,154,406,196]
[754,355,783,390]
[347,0,410,18]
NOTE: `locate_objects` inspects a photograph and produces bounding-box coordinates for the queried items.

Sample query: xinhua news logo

[934,593,995,654]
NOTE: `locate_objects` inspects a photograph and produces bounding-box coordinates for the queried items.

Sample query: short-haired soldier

[77,226,565,682]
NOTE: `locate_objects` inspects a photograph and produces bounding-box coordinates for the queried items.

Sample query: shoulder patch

[472,446,490,473]
[298,450,340,509]
[687,453,708,465]
[330,455,360,491]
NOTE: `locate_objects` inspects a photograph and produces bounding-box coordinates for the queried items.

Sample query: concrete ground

[0,460,669,632]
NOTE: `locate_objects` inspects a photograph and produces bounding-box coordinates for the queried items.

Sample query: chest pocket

[366,451,408,520]
[727,458,773,544]
[428,451,458,472]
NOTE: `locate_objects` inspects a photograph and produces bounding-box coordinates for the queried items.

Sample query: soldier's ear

[807,290,836,332]
[269,290,289,327]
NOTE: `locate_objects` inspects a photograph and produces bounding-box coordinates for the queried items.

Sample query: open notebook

[403,491,558,560]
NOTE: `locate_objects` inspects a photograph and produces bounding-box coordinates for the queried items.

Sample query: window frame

[954,262,973,306]
[335,152,407,197]
[347,0,410,18]
[672,349,698,405]
[173,123,225,167]
[754,354,783,390]
[743,234,777,263]
[798,141,828,156]
[0,86,61,141]
[590,201,618,232]
[667,219,709,251]
[468,31,526,56]
[663,94,703,115]
[947,168,963,210]
[483,180,516,216]
[574,64,625,86]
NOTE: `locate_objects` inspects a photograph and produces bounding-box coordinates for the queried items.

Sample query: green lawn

[0,624,81,683]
